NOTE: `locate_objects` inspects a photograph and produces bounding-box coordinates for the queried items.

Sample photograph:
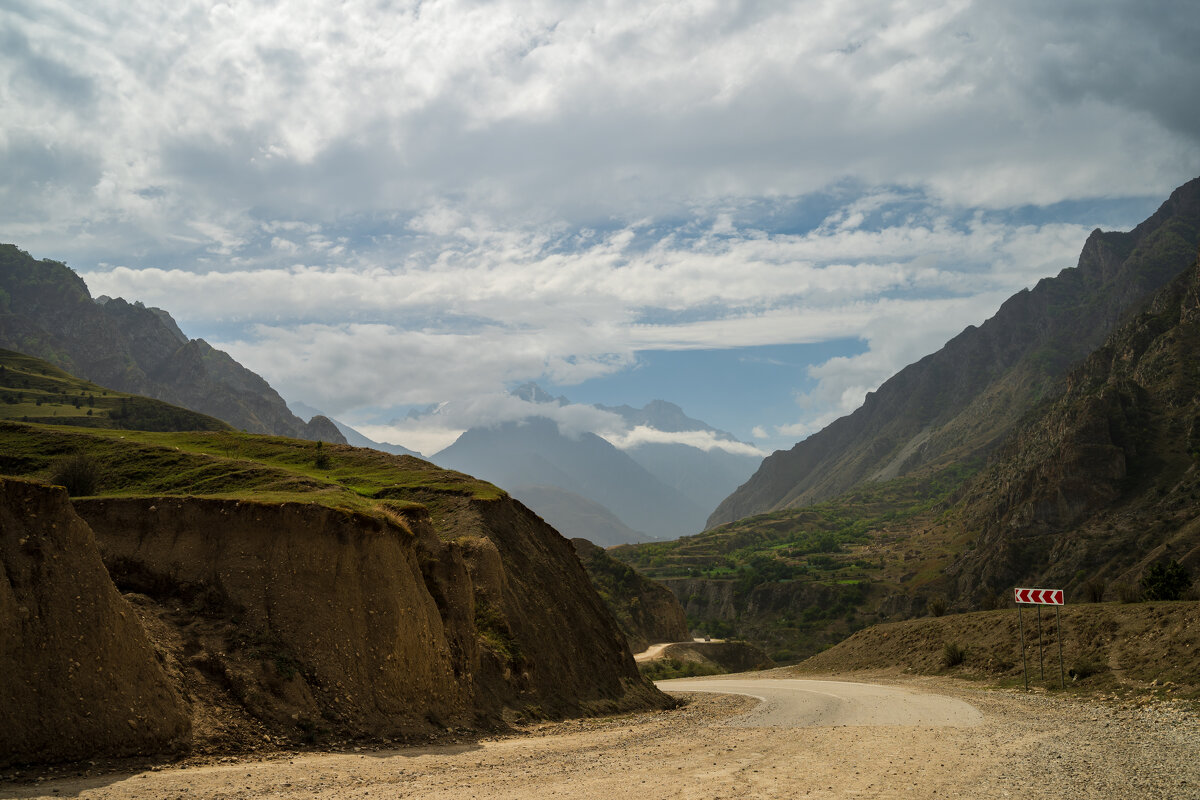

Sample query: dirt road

[3,673,1197,799]
[662,677,983,727]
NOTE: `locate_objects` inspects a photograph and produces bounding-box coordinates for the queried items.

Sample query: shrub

[1082,578,1107,603]
[1140,560,1192,602]
[314,440,331,470]
[1068,654,1107,681]
[50,452,101,496]
[942,641,967,668]
[928,594,948,617]
[1113,581,1141,604]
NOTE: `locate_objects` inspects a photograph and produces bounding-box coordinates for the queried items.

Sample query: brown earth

[794,602,1200,697]
[643,640,775,673]
[2,676,1197,799]
[70,493,667,754]
[0,478,190,767]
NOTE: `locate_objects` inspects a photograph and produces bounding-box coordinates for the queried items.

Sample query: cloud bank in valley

[3,0,1198,450]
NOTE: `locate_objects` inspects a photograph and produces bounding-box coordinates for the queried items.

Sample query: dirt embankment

[794,603,1200,696]
[0,479,190,767]
[68,492,667,755]
[571,537,689,652]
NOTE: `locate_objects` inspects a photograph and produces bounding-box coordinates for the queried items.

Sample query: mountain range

[709,176,1200,527]
[613,175,1200,660]
[430,387,759,544]
[0,244,345,444]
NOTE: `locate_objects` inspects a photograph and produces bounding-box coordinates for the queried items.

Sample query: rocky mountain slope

[434,417,708,540]
[0,244,344,443]
[0,422,668,762]
[514,486,648,547]
[432,392,758,543]
[571,537,690,652]
[949,247,1200,604]
[710,176,1200,527]
[614,245,1200,663]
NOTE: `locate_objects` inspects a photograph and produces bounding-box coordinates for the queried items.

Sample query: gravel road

[3,673,1196,799]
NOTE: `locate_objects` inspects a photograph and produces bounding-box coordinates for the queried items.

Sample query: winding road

[2,674,1195,799]
[659,676,983,728]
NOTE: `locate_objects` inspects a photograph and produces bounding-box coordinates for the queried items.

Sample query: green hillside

[0,348,230,432]
[0,420,502,518]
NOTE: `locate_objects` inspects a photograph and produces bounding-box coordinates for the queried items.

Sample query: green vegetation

[609,465,977,661]
[0,348,230,432]
[0,419,504,520]
[637,657,724,681]
[1140,559,1192,602]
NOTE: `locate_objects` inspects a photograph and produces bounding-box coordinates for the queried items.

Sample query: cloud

[6,0,1196,450]
[4,0,1198,264]
[601,426,766,458]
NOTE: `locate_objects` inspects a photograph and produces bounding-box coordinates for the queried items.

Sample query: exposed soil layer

[0,479,190,767]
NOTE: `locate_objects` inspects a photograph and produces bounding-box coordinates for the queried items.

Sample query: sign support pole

[1018,603,1028,690]
[1037,604,1045,680]
[1056,605,1065,689]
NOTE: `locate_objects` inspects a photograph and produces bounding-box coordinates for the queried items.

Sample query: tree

[1140,559,1192,601]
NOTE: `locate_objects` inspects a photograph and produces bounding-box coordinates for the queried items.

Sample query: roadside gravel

[1,674,1196,799]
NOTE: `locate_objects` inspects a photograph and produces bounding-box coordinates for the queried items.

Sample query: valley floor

[3,673,1197,799]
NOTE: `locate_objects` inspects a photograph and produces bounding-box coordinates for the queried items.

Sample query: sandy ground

[3,673,1198,799]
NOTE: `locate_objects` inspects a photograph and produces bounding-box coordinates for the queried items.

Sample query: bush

[1082,578,1107,603]
[50,452,101,496]
[942,641,967,668]
[928,594,948,617]
[1113,581,1141,604]
[1140,560,1192,602]
[1068,654,1107,681]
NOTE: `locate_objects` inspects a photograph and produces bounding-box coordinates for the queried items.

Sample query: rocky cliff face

[571,538,690,652]
[710,177,1200,527]
[949,249,1200,603]
[0,244,345,443]
[69,492,665,749]
[0,478,190,767]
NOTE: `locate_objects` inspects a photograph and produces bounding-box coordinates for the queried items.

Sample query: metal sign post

[1014,587,1065,690]
[1017,603,1028,690]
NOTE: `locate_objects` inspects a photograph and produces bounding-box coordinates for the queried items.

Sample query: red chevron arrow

[1014,587,1064,605]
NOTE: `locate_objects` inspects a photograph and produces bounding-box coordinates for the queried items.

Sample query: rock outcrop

[710,176,1200,526]
[0,478,190,766]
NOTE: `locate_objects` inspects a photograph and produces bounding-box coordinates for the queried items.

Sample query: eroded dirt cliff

[71,492,667,751]
[0,478,190,766]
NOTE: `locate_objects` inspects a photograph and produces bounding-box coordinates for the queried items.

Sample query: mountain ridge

[709,176,1200,527]
[0,244,346,443]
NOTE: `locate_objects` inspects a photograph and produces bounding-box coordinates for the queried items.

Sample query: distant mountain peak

[596,398,740,441]
[511,382,567,405]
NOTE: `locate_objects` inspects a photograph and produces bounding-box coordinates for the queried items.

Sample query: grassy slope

[790,601,1200,701]
[0,421,503,521]
[0,348,230,432]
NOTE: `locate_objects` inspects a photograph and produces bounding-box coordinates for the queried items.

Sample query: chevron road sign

[1014,587,1064,605]
[1014,586,1066,689]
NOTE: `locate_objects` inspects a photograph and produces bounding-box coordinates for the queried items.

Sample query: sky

[3,0,1199,456]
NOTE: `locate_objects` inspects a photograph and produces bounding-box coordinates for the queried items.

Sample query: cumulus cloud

[5,0,1196,450]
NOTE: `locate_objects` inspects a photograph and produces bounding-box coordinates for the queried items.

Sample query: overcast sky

[4,0,1199,454]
